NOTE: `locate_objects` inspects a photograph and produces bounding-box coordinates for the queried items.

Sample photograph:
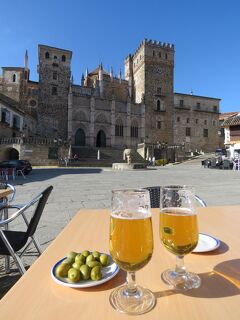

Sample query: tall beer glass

[110,189,156,315]
[160,185,201,290]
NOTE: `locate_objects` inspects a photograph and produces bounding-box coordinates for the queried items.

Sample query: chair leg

[0,231,26,275]
[31,236,43,255]
[5,256,10,273]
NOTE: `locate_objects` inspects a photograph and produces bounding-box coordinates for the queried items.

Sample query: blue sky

[0,0,240,112]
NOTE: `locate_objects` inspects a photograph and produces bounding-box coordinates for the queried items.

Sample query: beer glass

[160,185,201,290]
[109,189,156,315]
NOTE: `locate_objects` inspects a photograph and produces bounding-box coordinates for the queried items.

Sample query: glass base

[109,284,156,315]
[161,269,201,290]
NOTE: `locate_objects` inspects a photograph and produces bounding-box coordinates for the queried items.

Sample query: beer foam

[161,207,196,216]
[111,210,151,219]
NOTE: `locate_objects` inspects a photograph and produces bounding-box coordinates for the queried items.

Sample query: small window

[157,87,162,95]
[197,102,201,109]
[203,129,208,137]
[179,99,184,107]
[54,55,58,60]
[62,55,66,62]
[45,52,50,59]
[153,50,155,57]
[177,117,180,122]
[115,124,123,137]
[196,119,198,124]
[53,71,58,80]
[213,106,218,112]
[159,52,161,58]
[204,120,207,125]
[165,53,168,59]
[186,127,191,136]
[52,86,57,95]
[29,99,37,107]
[157,100,161,111]
[131,126,138,138]
[157,121,161,129]
[187,118,190,123]
[12,74,16,82]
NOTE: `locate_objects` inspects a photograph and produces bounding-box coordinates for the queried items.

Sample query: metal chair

[144,186,207,208]
[0,185,53,274]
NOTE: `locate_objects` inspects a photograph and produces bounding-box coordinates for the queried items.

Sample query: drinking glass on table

[160,185,201,290]
[109,189,156,315]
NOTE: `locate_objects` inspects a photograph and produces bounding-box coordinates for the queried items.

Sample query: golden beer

[110,215,153,272]
[160,208,198,256]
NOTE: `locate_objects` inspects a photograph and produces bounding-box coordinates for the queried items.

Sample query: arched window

[12,74,16,82]
[54,55,57,60]
[62,55,66,62]
[45,52,50,59]
[157,100,161,111]
[75,128,86,146]
[165,53,168,60]
[131,121,138,138]
[115,119,124,137]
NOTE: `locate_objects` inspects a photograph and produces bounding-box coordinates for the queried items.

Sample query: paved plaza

[1,154,240,296]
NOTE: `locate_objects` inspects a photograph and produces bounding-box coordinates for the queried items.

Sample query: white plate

[193,233,221,253]
[51,254,119,288]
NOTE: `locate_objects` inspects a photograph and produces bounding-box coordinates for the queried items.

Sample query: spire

[71,75,74,84]
[110,67,113,82]
[24,50,29,69]
[85,68,89,77]
[119,68,122,83]
[81,73,84,86]
[98,63,103,96]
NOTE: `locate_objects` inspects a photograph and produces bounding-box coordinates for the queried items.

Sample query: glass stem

[175,255,187,275]
[125,271,138,296]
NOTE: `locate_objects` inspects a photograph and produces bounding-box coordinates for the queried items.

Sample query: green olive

[86,254,95,264]
[67,251,78,260]
[56,263,71,278]
[68,268,80,283]
[87,260,101,268]
[72,261,84,270]
[62,257,74,265]
[100,254,109,266]
[80,264,91,280]
[75,254,86,264]
[92,251,100,260]
[82,250,90,257]
[90,266,102,281]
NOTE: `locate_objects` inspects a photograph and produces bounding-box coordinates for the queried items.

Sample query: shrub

[155,159,168,166]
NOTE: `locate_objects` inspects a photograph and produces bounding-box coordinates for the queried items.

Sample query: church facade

[0,39,221,155]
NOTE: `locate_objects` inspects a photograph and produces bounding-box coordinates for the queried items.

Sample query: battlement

[129,38,174,59]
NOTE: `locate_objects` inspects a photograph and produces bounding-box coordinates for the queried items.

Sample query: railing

[0,137,56,145]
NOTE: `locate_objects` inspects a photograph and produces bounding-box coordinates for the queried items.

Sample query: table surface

[0,188,12,199]
[1,206,240,320]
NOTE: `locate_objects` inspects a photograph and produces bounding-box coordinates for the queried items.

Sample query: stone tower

[125,39,175,144]
[37,45,72,139]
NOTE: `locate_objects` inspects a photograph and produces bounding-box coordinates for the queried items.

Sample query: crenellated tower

[37,44,72,139]
[125,39,175,144]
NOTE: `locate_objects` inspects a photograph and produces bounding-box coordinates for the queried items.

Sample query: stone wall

[174,94,221,152]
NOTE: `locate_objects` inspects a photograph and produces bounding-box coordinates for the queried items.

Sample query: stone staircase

[66,147,146,167]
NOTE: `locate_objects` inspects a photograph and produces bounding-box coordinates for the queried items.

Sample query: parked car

[0,160,32,175]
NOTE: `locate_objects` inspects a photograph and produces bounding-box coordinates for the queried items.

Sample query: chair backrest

[25,186,53,238]
[144,186,207,208]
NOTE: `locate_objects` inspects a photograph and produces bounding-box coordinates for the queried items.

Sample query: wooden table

[1,206,240,319]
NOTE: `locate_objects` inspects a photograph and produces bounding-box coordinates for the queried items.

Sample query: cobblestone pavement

[1,154,240,297]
